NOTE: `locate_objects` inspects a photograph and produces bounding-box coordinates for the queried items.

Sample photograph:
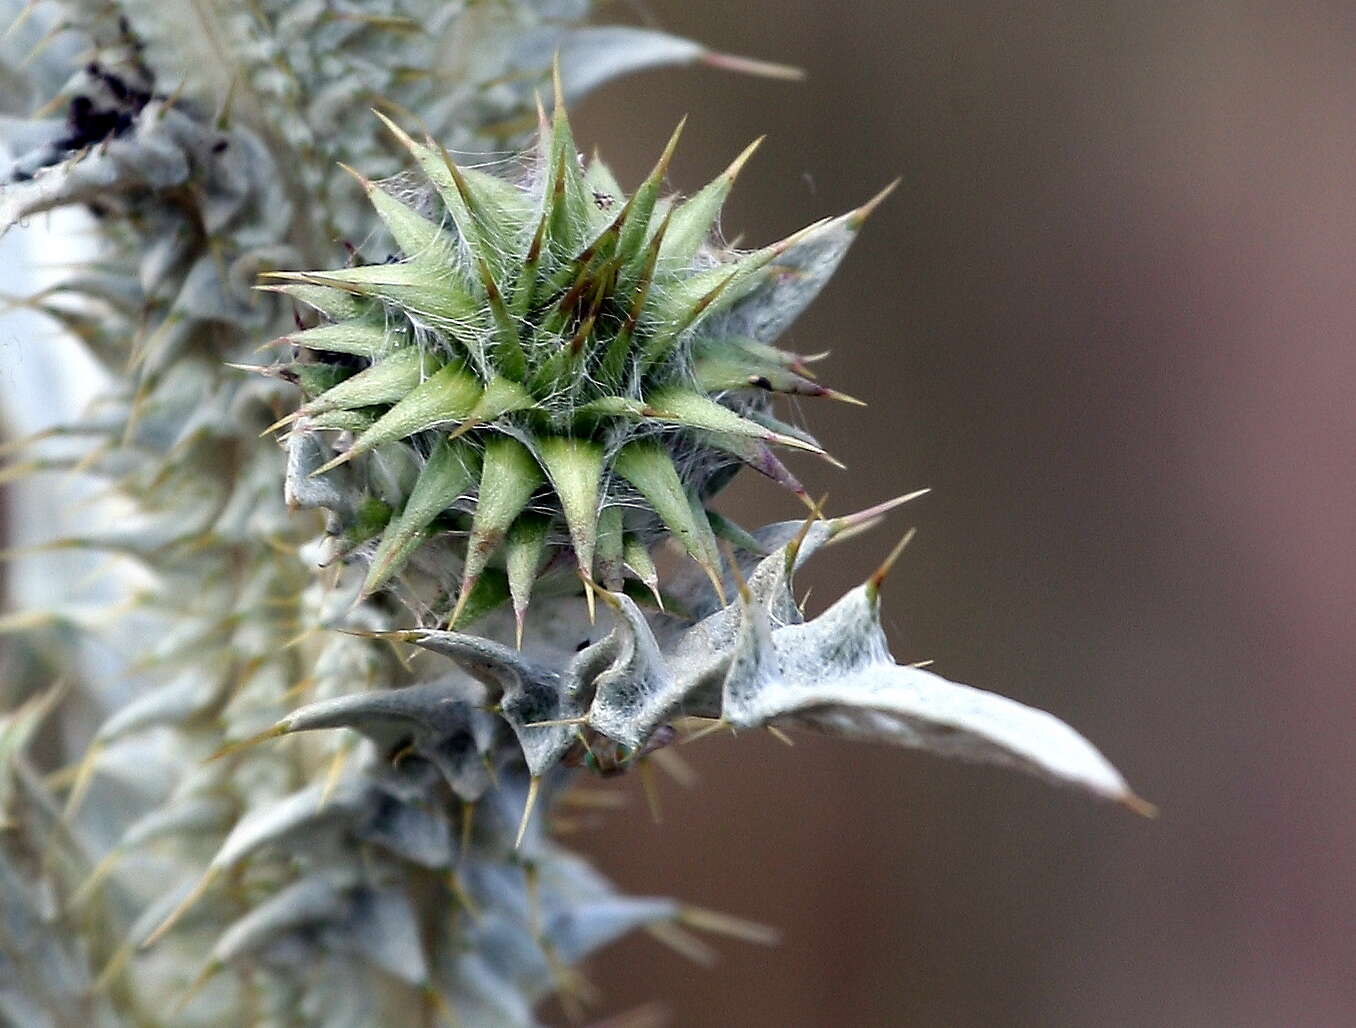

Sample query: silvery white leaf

[717,208,868,344]
[554,27,707,98]
[353,791,454,870]
[545,894,678,965]
[212,875,348,965]
[404,629,577,777]
[95,667,231,742]
[286,426,358,517]
[120,795,236,850]
[584,594,683,748]
[210,779,371,872]
[721,583,1134,803]
[348,886,428,985]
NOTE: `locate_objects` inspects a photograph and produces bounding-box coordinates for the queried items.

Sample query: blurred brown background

[565,2,1356,1025]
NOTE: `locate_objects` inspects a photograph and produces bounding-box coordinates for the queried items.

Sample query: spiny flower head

[261,74,890,636]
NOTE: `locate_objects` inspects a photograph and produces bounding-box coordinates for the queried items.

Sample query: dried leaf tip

[654,115,688,179]
[584,574,624,613]
[829,488,930,542]
[140,868,221,949]
[820,386,867,407]
[205,722,288,762]
[866,527,917,602]
[514,776,542,850]
[784,497,826,575]
[169,960,221,1017]
[335,160,372,189]
[678,905,780,946]
[724,134,765,184]
[1122,792,1160,819]
[846,177,902,230]
[371,106,423,158]
[308,448,357,477]
[551,52,567,114]
[700,50,806,82]
[720,539,753,604]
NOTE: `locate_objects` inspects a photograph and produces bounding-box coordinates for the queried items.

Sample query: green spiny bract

[264,83,883,637]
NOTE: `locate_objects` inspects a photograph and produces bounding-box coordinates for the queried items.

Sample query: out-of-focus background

[562,2,1356,1025]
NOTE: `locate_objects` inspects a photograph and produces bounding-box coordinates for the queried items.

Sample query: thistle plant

[0,3,1146,1025]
